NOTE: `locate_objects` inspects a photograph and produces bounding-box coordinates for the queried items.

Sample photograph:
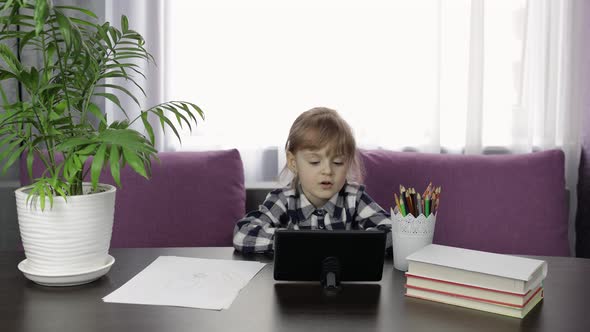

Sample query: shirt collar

[293,184,343,220]
[298,191,318,220]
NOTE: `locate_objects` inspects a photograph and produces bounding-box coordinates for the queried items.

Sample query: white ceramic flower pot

[15,183,116,275]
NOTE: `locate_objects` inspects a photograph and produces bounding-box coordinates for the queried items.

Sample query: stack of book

[404,244,547,318]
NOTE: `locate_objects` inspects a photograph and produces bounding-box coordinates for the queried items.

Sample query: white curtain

[516,0,582,255]
[103,0,167,151]
[102,0,584,252]
[458,0,582,254]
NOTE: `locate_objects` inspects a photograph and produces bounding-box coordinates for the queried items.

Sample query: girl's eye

[309,161,320,165]
[333,161,344,166]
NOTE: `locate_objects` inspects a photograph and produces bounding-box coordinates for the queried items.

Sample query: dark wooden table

[1,247,589,332]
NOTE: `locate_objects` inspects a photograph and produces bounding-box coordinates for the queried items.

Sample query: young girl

[233,107,392,253]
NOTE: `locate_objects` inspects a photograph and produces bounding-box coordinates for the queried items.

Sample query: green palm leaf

[0,1,204,207]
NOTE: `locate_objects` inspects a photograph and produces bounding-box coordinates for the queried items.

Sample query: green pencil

[400,196,407,217]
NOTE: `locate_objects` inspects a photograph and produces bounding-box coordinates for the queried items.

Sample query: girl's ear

[287,151,297,173]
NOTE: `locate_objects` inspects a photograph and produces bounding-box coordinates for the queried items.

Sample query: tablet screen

[273,230,386,282]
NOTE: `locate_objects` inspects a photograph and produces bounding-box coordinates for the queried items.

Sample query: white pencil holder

[390,208,436,271]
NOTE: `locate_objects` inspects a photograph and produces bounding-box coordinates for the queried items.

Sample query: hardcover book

[406,285,543,318]
[405,273,542,307]
[405,244,547,294]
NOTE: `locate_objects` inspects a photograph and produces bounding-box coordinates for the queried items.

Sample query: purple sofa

[360,149,570,256]
[18,147,568,255]
[20,149,246,248]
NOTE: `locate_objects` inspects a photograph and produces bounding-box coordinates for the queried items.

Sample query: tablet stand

[321,256,341,293]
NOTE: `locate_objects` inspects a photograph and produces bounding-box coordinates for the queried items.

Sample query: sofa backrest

[20,149,245,248]
[360,149,569,256]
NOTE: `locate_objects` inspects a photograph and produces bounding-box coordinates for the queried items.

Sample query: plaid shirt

[233,182,392,254]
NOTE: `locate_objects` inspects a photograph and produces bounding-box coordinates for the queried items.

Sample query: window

[164,0,545,184]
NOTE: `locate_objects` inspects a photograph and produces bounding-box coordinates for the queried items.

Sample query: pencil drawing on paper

[164,271,241,291]
[165,272,208,290]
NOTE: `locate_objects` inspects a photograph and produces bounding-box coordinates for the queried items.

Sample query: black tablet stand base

[321,257,341,295]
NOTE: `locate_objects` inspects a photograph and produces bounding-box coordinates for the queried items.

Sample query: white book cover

[405,244,547,294]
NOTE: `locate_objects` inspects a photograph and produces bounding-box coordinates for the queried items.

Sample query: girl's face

[287,146,349,208]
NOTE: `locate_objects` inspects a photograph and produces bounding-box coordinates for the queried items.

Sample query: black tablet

[273,229,386,287]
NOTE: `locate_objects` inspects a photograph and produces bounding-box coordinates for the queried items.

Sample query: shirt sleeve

[233,190,289,254]
[355,187,393,250]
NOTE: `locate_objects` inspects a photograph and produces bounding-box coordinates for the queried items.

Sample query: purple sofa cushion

[360,149,569,256]
[20,150,245,248]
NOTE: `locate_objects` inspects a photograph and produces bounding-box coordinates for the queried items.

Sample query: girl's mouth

[320,181,332,189]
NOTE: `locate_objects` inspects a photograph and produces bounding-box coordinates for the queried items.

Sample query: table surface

[1,247,589,332]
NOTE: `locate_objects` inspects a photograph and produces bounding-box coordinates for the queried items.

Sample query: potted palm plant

[0,0,203,285]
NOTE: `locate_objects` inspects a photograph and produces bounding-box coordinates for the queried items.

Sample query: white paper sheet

[102,256,266,310]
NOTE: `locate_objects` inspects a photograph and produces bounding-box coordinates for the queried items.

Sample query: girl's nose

[321,162,333,174]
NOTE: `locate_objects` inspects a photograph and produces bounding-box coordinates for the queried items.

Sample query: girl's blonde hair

[281,107,364,185]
